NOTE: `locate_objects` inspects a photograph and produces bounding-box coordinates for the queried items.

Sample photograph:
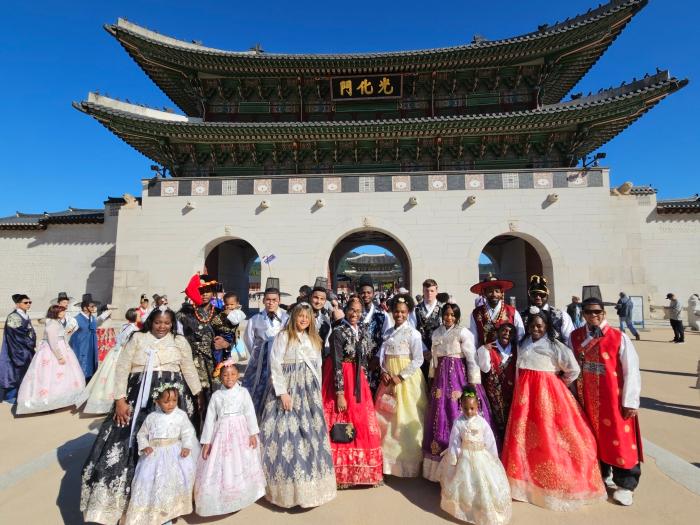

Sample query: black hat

[527,275,549,296]
[261,277,290,297]
[666,293,674,300]
[75,293,101,307]
[52,292,74,303]
[581,297,604,309]
[313,276,329,290]
[12,294,29,304]
[357,274,374,289]
[198,275,223,294]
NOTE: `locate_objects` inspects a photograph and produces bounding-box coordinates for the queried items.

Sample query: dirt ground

[0,327,697,524]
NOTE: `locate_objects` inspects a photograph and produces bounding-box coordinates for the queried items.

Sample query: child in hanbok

[124,383,199,525]
[77,308,138,414]
[17,304,85,414]
[374,294,428,477]
[439,386,511,525]
[195,359,265,516]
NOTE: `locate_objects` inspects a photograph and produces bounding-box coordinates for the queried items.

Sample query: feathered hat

[184,273,222,306]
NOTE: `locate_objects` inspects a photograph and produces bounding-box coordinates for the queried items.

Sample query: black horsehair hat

[75,293,101,307]
[12,294,29,304]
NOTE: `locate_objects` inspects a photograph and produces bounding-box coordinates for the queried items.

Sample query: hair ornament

[151,382,183,400]
[212,358,238,378]
[462,390,477,398]
[528,305,541,315]
[397,297,406,303]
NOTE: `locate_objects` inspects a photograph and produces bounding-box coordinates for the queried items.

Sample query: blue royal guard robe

[0,311,36,397]
[72,313,98,379]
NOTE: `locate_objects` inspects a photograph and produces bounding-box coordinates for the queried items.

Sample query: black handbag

[330,421,356,443]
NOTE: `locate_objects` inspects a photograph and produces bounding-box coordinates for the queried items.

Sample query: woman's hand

[201,444,211,460]
[280,393,292,411]
[180,448,190,458]
[113,398,131,427]
[141,447,153,456]
[213,336,230,350]
[622,407,638,419]
[249,435,258,449]
[57,356,66,365]
[381,372,392,386]
[336,393,347,412]
[391,374,403,385]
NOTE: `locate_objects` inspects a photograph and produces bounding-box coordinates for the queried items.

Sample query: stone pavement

[0,328,697,524]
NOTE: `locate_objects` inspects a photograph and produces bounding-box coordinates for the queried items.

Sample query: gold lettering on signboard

[339,80,353,96]
[378,77,394,95]
[357,78,374,95]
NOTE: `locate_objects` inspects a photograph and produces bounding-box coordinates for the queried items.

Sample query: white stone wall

[105,170,700,321]
[0,215,117,320]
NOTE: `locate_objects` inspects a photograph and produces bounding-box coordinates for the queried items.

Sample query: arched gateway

[204,239,260,310]
[328,231,411,292]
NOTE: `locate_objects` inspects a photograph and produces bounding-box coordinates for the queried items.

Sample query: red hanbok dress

[322,322,383,487]
[501,336,605,511]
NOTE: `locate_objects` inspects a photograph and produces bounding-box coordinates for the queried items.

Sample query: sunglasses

[22,301,32,304]
[530,292,547,298]
[583,309,604,315]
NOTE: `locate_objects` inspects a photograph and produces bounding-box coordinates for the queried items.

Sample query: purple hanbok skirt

[422,356,498,481]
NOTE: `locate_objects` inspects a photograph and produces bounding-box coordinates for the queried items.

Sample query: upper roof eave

[108,1,645,62]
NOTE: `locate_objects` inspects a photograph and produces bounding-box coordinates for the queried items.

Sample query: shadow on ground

[640,396,700,419]
[56,432,95,524]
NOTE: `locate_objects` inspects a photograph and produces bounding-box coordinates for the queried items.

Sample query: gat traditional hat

[75,293,102,307]
[313,276,329,290]
[357,274,374,289]
[527,275,549,296]
[469,275,514,296]
[52,292,74,303]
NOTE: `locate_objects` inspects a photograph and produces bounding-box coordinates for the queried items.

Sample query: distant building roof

[656,194,700,214]
[0,208,105,230]
[629,185,657,195]
[346,253,398,265]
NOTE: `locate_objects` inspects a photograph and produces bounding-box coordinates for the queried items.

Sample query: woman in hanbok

[16,305,85,414]
[374,294,428,477]
[80,309,203,525]
[71,294,111,381]
[322,296,383,488]
[439,386,511,525]
[501,311,605,511]
[259,303,337,508]
[195,359,265,516]
[77,308,138,414]
[423,302,496,481]
[124,384,199,525]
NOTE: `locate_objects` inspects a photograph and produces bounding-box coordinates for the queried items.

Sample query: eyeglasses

[583,309,604,316]
[21,301,32,304]
[530,292,547,298]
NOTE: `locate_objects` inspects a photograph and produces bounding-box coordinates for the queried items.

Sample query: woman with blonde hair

[259,303,337,508]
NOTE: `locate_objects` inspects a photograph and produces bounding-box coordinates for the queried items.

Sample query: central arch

[328,230,411,293]
[204,238,260,311]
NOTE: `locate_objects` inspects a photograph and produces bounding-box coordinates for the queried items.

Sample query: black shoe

[635,334,641,341]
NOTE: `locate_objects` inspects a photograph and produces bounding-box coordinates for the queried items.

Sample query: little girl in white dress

[124,383,199,525]
[195,359,265,516]
[439,386,512,525]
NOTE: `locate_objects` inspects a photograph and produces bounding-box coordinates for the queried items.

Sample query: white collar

[15,308,29,320]
[486,300,502,314]
[496,341,511,355]
[391,321,410,335]
[361,303,375,323]
[343,319,359,335]
[79,311,92,319]
[422,300,438,315]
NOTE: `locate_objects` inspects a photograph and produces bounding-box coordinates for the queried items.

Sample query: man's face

[423,285,437,304]
[263,293,280,312]
[485,287,503,307]
[200,291,213,304]
[583,305,606,327]
[16,298,32,312]
[58,299,69,309]
[359,286,374,306]
[530,291,548,308]
[310,290,326,312]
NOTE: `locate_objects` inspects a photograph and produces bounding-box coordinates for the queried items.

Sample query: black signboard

[330,75,402,101]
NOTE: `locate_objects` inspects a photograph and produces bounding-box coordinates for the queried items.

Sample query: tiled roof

[629,185,657,195]
[0,208,105,230]
[106,0,647,114]
[656,195,700,214]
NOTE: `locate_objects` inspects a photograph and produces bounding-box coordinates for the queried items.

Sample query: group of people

[0,271,646,525]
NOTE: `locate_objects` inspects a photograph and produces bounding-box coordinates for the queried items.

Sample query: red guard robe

[571,324,643,469]
[471,303,517,347]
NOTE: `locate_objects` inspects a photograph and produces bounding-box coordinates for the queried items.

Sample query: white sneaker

[613,489,634,506]
[604,471,616,489]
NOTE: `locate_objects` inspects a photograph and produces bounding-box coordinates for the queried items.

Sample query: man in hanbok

[357,274,391,394]
[178,274,225,397]
[54,292,78,341]
[409,278,443,380]
[72,294,112,381]
[469,276,524,347]
[241,282,288,416]
[310,284,331,353]
[520,275,574,346]
[571,297,643,506]
[0,294,36,402]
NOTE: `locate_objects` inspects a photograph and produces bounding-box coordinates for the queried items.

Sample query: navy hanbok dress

[0,310,36,400]
[72,313,99,380]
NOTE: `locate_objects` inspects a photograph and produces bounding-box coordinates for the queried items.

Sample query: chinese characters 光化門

[332,75,402,100]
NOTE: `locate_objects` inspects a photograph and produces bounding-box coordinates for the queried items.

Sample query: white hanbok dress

[195,383,266,516]
[124,407,200,525]
[77,322,137,414]
[439,415,512,525]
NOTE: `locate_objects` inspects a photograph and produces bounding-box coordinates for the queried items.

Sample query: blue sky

[0,0,696,217]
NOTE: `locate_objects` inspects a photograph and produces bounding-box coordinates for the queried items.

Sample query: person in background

[71,294,112,382]
[567,296,585,329]
[520,275,574,346]
[135,294,152,329]
[0,294,36,403]
[616,292,640,341]
[666,293,685,343]
[410,278,443,380]
[54,292,78,341]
